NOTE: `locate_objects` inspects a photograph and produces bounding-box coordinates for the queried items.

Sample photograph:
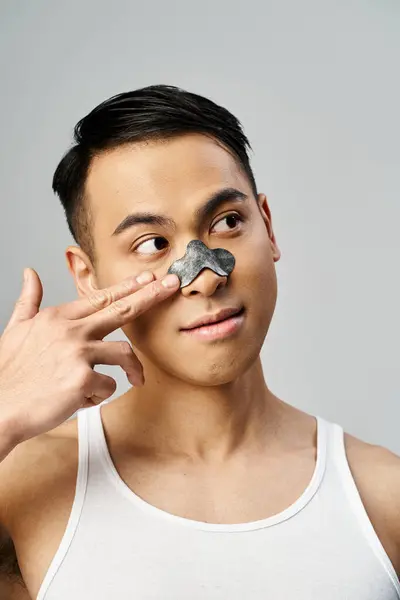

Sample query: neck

[113,357,288,464]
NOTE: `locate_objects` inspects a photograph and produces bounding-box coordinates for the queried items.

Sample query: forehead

[85,133,250,228]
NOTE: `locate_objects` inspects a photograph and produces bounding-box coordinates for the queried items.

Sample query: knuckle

[88,289,114,311]
[119,341,133,356]
[148,282,162,300]
[14,297,29,310]
[120,279,136,294]
[108,299,131,317]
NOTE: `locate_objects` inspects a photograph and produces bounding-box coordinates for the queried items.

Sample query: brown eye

[135,236,169,255]
[212,213,244,233]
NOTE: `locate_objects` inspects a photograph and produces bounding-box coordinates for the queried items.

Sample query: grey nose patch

[167,239,235,288]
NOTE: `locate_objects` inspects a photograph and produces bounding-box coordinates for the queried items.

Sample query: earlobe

[272,242,281,262]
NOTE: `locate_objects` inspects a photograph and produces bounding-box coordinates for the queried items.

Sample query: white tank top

[36,404,400,599]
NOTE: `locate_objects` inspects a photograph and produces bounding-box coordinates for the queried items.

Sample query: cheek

[235,241,277,313]
[121,307,167,350]
[235,238,271,283]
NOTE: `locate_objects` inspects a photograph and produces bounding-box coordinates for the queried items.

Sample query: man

[0,84,399,599]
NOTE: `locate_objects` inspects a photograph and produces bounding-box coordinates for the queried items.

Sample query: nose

[180,268,228,297]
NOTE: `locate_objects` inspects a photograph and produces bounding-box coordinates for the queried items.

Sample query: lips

[181,306,244,330]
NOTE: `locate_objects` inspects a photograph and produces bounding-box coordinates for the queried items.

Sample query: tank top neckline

[90,404,329,532]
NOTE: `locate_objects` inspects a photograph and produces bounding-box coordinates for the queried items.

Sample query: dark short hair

[53,84,258,266]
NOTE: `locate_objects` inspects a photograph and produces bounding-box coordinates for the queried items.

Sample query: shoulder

[0,416,79,529]
[343,429,400,573]
[344,429,400,511]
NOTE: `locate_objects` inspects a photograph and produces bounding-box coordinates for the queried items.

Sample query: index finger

[57,272,156,320]
[81,273,180,339]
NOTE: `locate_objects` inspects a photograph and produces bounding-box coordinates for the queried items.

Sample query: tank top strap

[36,410,90,600]
[314,414,329,472]
[328,419,352,473]
[317,416,349,480]
[319,416,340,462]
[310,415,337,493]
[80,402,113,474]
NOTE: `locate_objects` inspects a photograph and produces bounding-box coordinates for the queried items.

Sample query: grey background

[0,1,399,452]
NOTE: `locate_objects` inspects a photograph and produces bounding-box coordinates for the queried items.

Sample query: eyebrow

[111,187,248,237]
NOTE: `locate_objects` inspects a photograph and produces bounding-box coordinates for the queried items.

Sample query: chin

[174,342,263,387]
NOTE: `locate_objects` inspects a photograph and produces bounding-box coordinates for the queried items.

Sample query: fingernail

[161,274,180,288]
[136,271,153,285]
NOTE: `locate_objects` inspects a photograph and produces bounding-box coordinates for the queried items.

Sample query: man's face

[84,133,280,385]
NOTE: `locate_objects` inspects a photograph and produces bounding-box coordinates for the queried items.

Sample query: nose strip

[167,239,235,288]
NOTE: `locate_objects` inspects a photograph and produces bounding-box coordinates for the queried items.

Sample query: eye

[132,213,244,256]
[134,236,169,255]
[211,212,244,233]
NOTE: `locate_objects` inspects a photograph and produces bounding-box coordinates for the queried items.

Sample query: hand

[0,268,180,447]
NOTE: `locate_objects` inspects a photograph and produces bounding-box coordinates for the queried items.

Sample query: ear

[257,194,281,262]
[65,245,99,298]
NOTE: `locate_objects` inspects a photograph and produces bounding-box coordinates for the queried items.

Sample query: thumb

[6,268,44,330]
